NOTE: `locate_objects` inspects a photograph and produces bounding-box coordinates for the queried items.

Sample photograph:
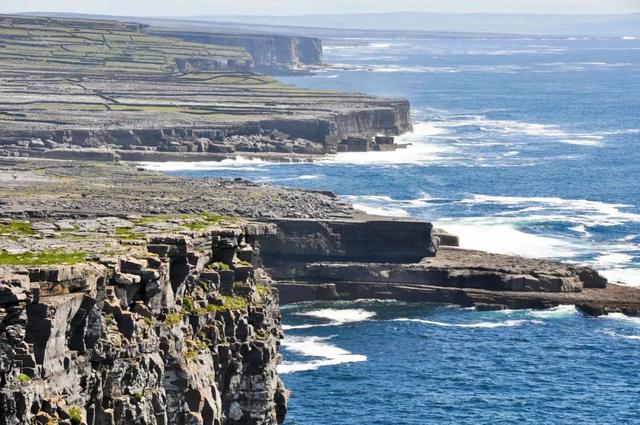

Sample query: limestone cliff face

[0,225,287,425]
[152,30,322,74]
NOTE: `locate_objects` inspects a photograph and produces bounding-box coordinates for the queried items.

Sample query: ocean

[147,35,640,423]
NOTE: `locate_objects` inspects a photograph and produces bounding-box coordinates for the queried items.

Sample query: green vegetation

[182,296,195,312]
[0,250,86,266]
[67,407,82,425]
[16,373,30,384]
[211,261,231,272]
[201,213,237,224]
[0,220,35,236]
[208,295,248,312]
[233,280,249,289]
[133,392,144,402]
[164,312,183,326]
[0,17,251,78]
[256,284,270,297]
[184,350,198,360]
[115,226,145,240]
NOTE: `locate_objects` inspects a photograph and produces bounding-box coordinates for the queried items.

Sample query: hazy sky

[2,0,638,16]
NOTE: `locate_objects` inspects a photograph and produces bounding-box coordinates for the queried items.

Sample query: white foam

[344,193,435,218]
[436,221,577,258]
[459,195,640,226]
[368,42,392,49]
[393,318,541,328]
[601,330,640,340]
[322,124,453,167]
[561,138,604,147]
[600,269,640,287]
[284,308,376,330]
[297,308,376,324]
[352,204,410,217]
[601,313,640,325]
[594,253,634,267]
[622,36,638,40]
[434,115,605,146]
[530,305,578,319]
[138,157,267,171]
[277,335,367,374]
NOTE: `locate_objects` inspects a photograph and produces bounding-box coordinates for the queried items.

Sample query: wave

[601,330,640,341]
[529,305,578,319]
[433,115,605,146]
[393,318,542,328]
[138,157,268,172]
[436,220,578,258]
[258,174,321,183]
[319,123,454,167]
[277,335,367,374]
[600,268,640,287]
[352,203,410,217]
[593,253,634,267]
[297,308,376,323]
[601,313,640,325]
[344,192,435,218]
[368,42,392,49]
[284,308,376,331]
[458,195,640,226]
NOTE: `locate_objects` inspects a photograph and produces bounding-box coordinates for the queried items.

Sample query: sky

[1,0,638,16]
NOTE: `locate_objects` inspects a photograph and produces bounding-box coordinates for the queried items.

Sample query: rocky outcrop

[0,224,288,425]
[254,221,639,316]
[152,30,322,74]
[252,218,437,266]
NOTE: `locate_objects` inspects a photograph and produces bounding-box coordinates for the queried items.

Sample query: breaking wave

[601,330,640,341]
[138,157,268,171]
[601,313,640,326]
[393,318,542,328]
[283,308,376,331]
[277,335,367,374]
[529,305,579,319]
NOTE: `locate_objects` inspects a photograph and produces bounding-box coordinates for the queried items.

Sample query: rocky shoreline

[1,12,639,425]
[1,157,640,424]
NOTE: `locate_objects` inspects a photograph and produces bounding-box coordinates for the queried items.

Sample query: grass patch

[0,220,35,236]
[210,261,231,272]
[208,295,248,312]
[67,407,82,425]
[16,373,30,384]
[0,250,86,266]
[115,226,145,240]
[163,312,183,326]
[256,284,270,297]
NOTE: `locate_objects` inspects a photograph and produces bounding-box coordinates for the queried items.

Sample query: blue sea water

[151,35,640,423]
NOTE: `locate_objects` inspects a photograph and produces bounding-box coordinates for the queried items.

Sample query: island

[0,14,638,425]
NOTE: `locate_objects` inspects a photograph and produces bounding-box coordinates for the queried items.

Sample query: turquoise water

[154,35,640,423]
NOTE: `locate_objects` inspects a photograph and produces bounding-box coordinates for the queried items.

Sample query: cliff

[0,216,287,425]
[1,158,640,423]
[0,15,412,161]
[152,30,323,75]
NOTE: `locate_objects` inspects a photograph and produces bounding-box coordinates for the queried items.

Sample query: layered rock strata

[0,15,412,161]
[0,217,288,424]
[253,223,639,317]
[152,30,323,75]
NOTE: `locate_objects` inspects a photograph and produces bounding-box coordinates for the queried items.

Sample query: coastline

[1,12,639,425]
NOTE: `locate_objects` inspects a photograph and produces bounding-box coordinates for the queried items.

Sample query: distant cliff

[152,30,323,74]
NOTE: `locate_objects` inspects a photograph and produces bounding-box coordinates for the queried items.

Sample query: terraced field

[0,15,411,150]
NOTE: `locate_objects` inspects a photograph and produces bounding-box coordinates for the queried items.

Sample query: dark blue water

[153,36,640,422]
[278,301,640,424]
